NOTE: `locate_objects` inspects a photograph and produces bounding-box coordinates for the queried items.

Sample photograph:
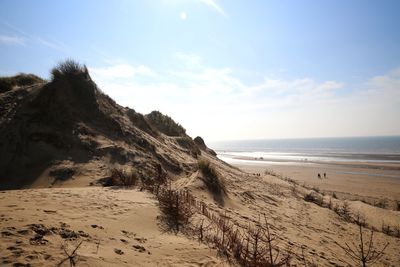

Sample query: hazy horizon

[208,134,400,143]
[1,0,400,141]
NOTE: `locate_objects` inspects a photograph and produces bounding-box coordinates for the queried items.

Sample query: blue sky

[1,0,400,141]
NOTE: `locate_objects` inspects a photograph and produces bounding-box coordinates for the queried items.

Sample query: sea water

[208,136,400,165]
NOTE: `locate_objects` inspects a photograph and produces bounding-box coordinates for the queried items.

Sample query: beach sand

[229,159,400,205]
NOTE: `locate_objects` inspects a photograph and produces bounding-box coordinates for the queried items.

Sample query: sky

[0,0,399,141]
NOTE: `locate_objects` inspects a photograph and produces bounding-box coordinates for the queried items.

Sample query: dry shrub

[154,186,297,266]
[338,223,389,267]
[381,221,391,235]
[239,216,291,266]
[157,186,194,233]
[312,186,320,193]
[110,168,139,187]
[353,212,368,228]
[339,201,352,221]
[393,225,400,238]
[373,199,388,209]
[395,200,400,211]
[58,240,83,267]
[264,169,281,178]
[198,159,226,195]
[197,211,291,266]
[303,191,323,206]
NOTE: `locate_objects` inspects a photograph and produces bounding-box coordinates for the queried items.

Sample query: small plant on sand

[393,225,400,238]
[395,200,400,211]
[337,223,389,267]
[339,201,352,221]
[354,212,368,228]
[381,221,391,235]
[264,169,278,177]
[157,185,194,233]
[304,191,323,206]
[110,168,139,187]
[58,240,83,267]
[333,203,340,213]
[290,183,298,197]
[240,215,291,266]
[198,159,226,195]
[312,186,320,193]
[327,197,333,210]
[373,199,388,209]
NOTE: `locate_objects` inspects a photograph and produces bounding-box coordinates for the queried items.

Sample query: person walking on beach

[324,172,326,178]
[318,173,321,179]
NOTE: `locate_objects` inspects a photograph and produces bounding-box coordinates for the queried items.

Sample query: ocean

[208,136,400,165]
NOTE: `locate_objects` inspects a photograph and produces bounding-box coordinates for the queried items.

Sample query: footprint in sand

[114,248,124,255]
[132,244,146,253]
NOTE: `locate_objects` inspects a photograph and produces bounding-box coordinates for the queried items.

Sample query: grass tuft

[198,159,225,195]
[51,59,88,81]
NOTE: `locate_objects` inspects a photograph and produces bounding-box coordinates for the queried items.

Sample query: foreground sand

[0,187,225,266]
[1,154,400,266]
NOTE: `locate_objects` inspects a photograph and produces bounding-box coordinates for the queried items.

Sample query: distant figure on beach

[318,173,321,179]
[324,173,326,178]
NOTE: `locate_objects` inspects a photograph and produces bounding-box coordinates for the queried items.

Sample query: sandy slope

[179,155,400,266]
[0,187,226,267]
[1,155,400,266]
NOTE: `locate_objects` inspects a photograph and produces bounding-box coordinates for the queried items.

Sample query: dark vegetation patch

[146,110,186,136]
[198,159,226,195]
[49,167,76,182]
[51,59,89,81]
[0,73,44,93]
[303,191,323,206]
[157,186,194,233]
[175,136,201,157]
[109,168,139,187]
[126,108,158,137]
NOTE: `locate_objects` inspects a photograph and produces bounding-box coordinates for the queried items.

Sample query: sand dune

[1,65,399,266]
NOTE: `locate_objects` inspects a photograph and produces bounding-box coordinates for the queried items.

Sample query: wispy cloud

[89,64,155,80]
[88,54,400,140]
[0,35,25,45]
[173,52,202,68]
[199,0,228,17]
[2,22,68,52]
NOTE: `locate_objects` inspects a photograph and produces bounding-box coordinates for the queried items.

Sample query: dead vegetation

[153,185,297,266]
[109,168,139,187]
[156,185,194,233]
[198,159,226,195]
[303,191,323,206]
[337,223,389,267]
[57,240,83,267]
